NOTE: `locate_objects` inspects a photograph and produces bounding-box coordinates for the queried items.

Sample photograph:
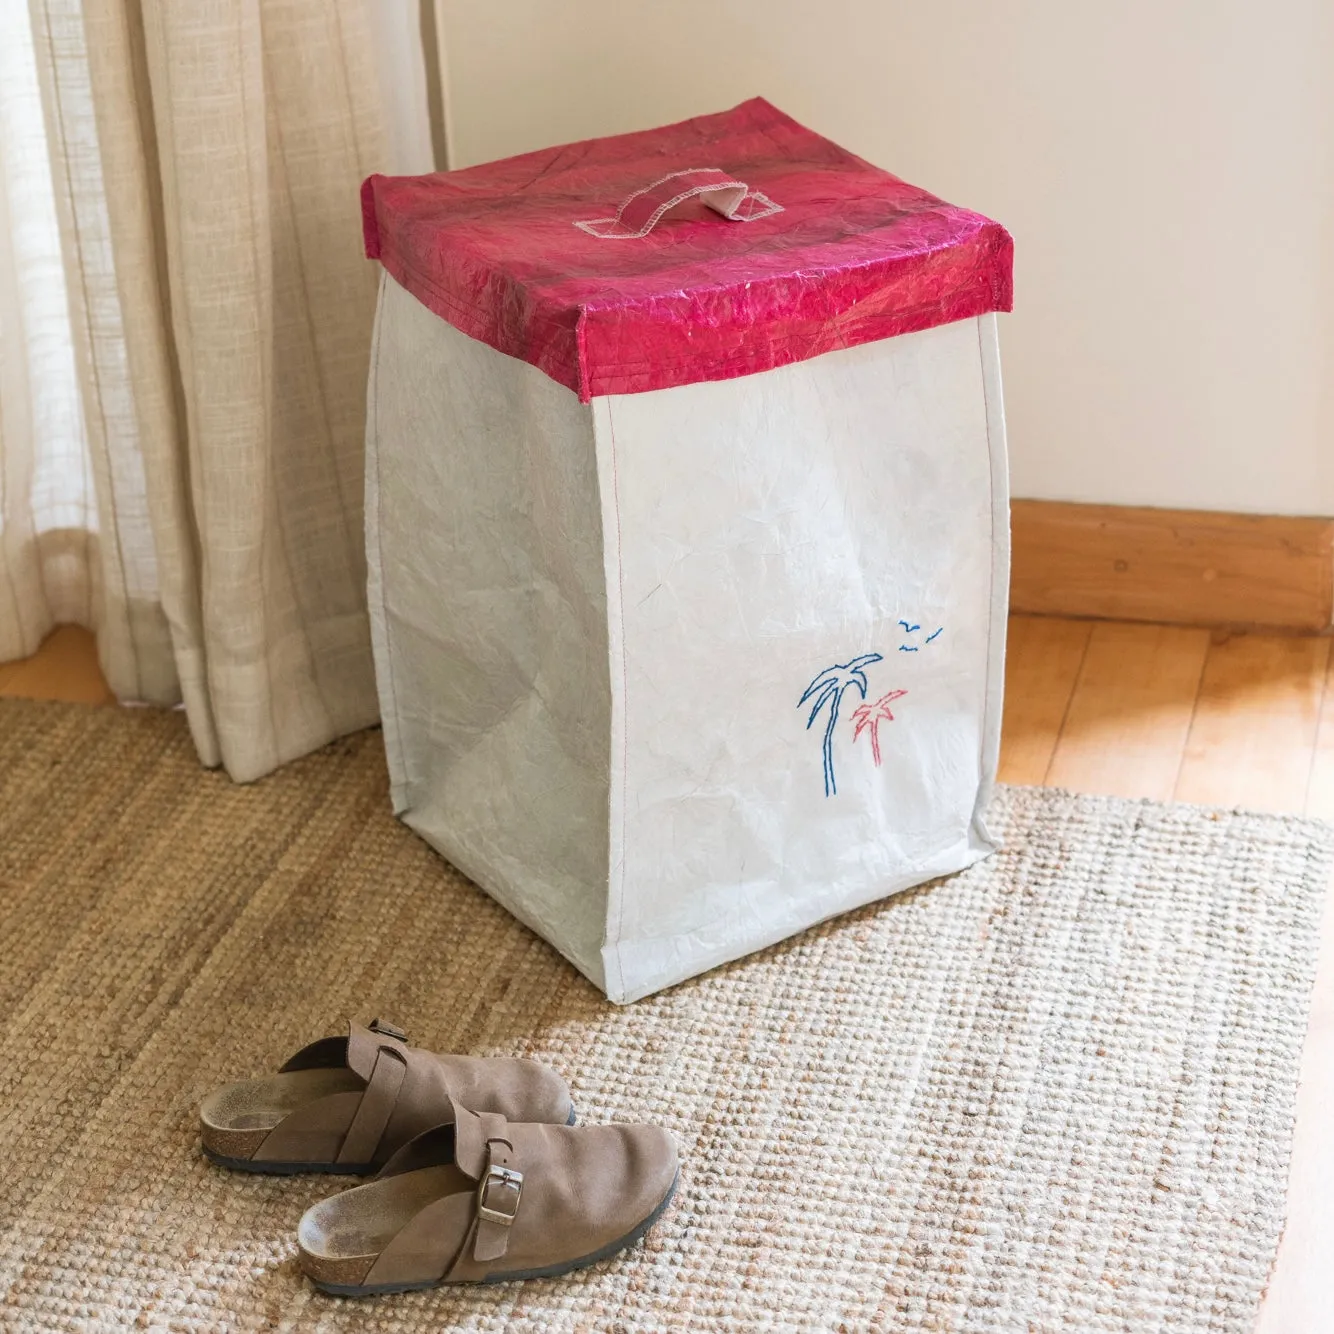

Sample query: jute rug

[1,699,1331,1333]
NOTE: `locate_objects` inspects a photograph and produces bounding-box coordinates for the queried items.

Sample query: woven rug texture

[0,699,1330,1333]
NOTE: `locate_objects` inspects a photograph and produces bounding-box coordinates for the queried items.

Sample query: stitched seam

[980,316,995,811]
[369,277,411,804]
[605,167,736,216]
[605,399,630,1000]
[975,314,1007,829]
[574,178,781,240]
[575,167,738,235]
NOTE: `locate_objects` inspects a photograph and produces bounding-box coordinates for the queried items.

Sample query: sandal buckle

[477,1164,524,1226]
[368,1018,408,1043]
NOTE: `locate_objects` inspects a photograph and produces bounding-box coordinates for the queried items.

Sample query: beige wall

[436,0,1334,515]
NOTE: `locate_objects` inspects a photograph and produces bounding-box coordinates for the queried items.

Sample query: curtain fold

[4,0,391,780]
[0,0,99,662]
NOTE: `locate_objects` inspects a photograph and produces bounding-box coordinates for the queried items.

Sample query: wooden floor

[0,625,116,706]
[2,617,1331,1330]
[1000,616,1334,818]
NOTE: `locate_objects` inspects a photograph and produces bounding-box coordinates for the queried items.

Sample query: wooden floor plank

[1046,621,1210,801]
[1305,648,1334,820]
[997,615,1092,786]
[0,625,115,706]
[1174,631,1329,813]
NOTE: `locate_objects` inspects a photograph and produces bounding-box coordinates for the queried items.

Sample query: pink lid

[362,98,1013,402]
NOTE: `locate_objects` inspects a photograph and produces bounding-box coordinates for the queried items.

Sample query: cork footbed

[297,1164,473,1285]
[199,1068,364,1153]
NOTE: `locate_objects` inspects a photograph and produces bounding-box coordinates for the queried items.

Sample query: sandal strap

[441,1110,524,1280]
[473,1122,523,1263]
[336,1040,408,1165]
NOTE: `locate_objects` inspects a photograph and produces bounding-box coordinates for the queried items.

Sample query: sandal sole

[310,1167,679,1296]
[203,1148,373,1175]
[203,1104,578,1175]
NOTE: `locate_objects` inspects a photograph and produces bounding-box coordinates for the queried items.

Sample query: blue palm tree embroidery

[799,653,883,797]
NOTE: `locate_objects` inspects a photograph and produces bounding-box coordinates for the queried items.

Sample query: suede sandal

[296,1096,679,1294]
[200,1019,574,1175]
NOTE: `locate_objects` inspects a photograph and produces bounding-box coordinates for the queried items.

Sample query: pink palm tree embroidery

[850,689,908,766]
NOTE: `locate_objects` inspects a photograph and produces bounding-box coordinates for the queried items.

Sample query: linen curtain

[0,0,401,781]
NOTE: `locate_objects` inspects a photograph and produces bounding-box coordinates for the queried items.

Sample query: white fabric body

[367,272,1010,1003]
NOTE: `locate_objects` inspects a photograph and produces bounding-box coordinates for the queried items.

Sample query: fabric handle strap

[574,168,782,239]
